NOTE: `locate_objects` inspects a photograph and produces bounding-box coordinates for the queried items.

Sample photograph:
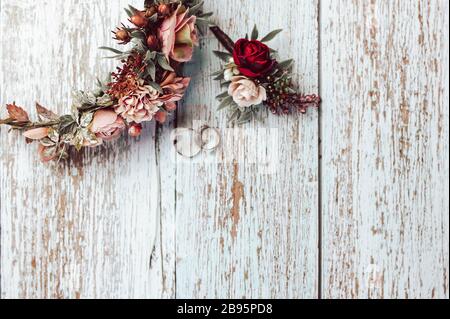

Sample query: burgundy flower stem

[210,26,235,53]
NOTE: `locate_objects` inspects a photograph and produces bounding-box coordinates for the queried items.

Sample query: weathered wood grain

[321,0,449,299]
[1,0,448,300]
[175,0,320,298]
[0,0,169,299]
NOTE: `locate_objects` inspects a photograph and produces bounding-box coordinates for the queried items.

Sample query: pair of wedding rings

[172,125,221,158]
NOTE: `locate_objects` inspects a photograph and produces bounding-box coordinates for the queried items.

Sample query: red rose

[232,39,275,78]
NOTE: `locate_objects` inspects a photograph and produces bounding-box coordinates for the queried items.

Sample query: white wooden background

[0,0,448,299]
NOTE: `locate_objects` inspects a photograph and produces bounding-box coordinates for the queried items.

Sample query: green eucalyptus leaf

[198,12,213,18]
[278,59,294,70]
[131,30,146,40]
[220,81,231,88]
[216,91,229,100]
[189,1,204,15]
[211,70,224,77]
[251,25,259,40]
[217,96,233,111]
[124,8,133,18]
[228,109,241,123]
[213,51,232,62]
[260,29,283,42]
[146,60,156,81]
[157,54,175,72]
[99,46,123,55]
[128,5,139,13]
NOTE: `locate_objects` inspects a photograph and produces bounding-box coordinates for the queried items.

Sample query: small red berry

[128,123,143,137]
[146,35,159,50]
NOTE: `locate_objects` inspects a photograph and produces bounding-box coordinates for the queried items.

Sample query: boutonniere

[211,26,321,124]
[0,0,211,163]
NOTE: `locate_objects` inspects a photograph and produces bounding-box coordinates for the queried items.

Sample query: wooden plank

[175,0,320,298]
[321,0,449,299]
[0,0,169,299]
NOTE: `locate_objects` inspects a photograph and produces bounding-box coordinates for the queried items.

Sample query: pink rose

[158,6,199,62]
[91,109,126,141]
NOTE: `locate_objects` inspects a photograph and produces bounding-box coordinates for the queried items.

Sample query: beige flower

[228,76,267,107]
[115,84,162,123]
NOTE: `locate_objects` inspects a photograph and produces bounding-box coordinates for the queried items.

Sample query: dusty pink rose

[228,76,267,107]
[91,109,126,141]
[23,127,49,140]
[158,72,191,109]
[115,84,162,123]
[158,6,199,62]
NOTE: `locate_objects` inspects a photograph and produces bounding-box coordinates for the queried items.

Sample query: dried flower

[1,1,207,163]
[158,6,199,62]
[91,109,126,141]
[108,54,144,100]
[114,28,131,44]
[228,76,267,107]
[115,83,162,123]
[158,72,191,104]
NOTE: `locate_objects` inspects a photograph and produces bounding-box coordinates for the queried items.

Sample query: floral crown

[0,0,211,162]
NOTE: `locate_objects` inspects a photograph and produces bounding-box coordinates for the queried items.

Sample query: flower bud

[128,123,143,137]
[146,35,159,50]
[158,4,170,16]
[115,29,130,43]
[154,111,167,124]
[130,14,148,28]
